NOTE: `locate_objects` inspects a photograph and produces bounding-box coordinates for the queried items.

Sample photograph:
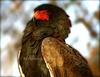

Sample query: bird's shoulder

[41,37,93,77]
[41,37,87,66]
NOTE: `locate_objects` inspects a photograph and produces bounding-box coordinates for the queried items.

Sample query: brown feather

[41,37,93,77]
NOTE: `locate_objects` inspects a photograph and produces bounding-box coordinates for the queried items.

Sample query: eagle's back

[41,37,93,77]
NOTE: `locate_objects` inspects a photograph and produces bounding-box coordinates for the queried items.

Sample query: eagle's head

[32,4,72,41]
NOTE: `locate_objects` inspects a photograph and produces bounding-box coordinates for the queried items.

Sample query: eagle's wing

[41,37,93,77]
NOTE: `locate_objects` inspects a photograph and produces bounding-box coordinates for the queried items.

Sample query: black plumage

[19,4,93,77]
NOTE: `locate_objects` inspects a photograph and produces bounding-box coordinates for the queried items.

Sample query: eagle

[18,4,93,77]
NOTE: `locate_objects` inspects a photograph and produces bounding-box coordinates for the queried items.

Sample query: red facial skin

[34,10,49,21]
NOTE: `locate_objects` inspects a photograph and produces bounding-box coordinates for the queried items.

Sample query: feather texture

[19,19,51,77]
[41,37,93,77]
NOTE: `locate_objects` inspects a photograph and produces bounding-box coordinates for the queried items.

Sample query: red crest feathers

[34,10,49,21]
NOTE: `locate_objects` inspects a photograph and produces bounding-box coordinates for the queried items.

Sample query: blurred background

[0,0,100,77]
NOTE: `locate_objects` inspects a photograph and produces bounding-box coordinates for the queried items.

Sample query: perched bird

[18,4,93,77]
